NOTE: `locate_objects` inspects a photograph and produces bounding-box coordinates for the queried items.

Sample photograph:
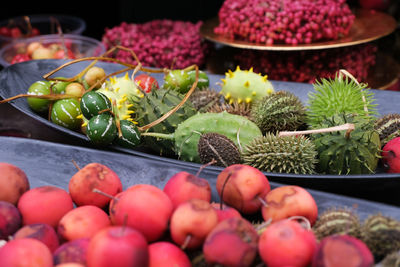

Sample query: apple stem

[257,196,268,207]
[219,172,233,210]
[71,160,81,171]
[195,159,217,177]
[92,188,118,201]
[255,218,272,234]
[287,216,312,230]
[181,234,192,250]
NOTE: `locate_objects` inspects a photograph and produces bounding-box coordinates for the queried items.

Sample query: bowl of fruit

[0,14,86,47]
[0,34,106,67]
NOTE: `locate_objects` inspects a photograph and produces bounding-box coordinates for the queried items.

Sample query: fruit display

[214,0,355,45]
[1,156,400,267]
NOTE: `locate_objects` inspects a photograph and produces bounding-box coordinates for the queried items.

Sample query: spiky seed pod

[361,214,400,261]
[374,113,400,146]
[250,90,306,135]
[312,207,362,241]
[207,101,252,119]
[306,75,377,128]
[188,88,222,111]
[378,250,400,267]
[198,132,241,167]
[242,133,318,174]
[220,66,274,105]
[312,113,381,175]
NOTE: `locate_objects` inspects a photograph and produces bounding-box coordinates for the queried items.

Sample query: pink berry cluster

[234,44,377,83]
[102,20,207,68]
[214,0,356,45]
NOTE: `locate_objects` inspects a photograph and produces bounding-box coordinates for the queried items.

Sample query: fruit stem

[279,123,355,138]
[257,196,268,207]
[196,159,217,177]
[287,216,312,230]
[220,172,233,210]
[0,93,78,104]
[71,159,81,171]
[140,132,174,140]
[92,188,118,201]
[181,235,192,250]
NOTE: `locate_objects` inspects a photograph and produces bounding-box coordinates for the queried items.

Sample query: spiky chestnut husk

[207,101,252,119]
[312,113,381,175]
[242,133,318,174]
[250,90,306,135]
[132,88,197,156]
[220,66,274,105]
[312,207,362,241]
[378,250,400,267]
[306,75,377,128]
[198,132,241,167]
[374,113,400,147]
[361,214,400,261]
[188,88,222,111]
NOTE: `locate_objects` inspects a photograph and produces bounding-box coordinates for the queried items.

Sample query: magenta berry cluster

[214,0,355,45]
[234,44,377,83]
[102,20,207,68]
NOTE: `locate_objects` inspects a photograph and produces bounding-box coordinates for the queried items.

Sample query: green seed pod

[163,69,191,94]
[80,91,112,120]
[50,98,82,130]
[188,70,210,90]
[27,80,51,113]
[86,113,117,146]
[115,120,141,149]
[374,113,400,146]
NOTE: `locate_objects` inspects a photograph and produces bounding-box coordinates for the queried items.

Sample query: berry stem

[279,123,355,137]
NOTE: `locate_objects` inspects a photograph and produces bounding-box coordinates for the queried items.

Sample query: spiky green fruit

[361,214,400,261]
[312,207,362,241]
[250,90,306,134]
[188,88,222,111]
[242,133,318,174]
[220,66,274,105]
[378,250,400,267]
[374,113,400,146]
[306,75,378,128]
[132,88,197,156]
[312,114,381,175]
[207,101,252,120]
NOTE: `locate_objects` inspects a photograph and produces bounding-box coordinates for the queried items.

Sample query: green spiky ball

[242,133,318,174]
[374,113,400,147]
[250,90,306,134]
[306,75,377,128]
[312,113,381,175]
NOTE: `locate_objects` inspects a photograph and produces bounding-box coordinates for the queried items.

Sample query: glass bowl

[0,34,106,68]
[0,14,86,47]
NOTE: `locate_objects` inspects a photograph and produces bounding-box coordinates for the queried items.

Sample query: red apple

[86,226,149,267]
[0,162,30,205]
[148,241,191,267]
[17,186,74,227]
[69,162,123,208]
[0,200,21,239]
[0,238,53,267]
[55,263,85,267]
[382,136,400,173]
[261,185,318,226]
[58,205,111,241]
[163,171,212,209]
[53,238,90,266]
[109,184,173,242]
[170,198,219,249]
[210,202,242,222]
[13,223,59,252]
[203,217,259,267]
[216,164,271,214]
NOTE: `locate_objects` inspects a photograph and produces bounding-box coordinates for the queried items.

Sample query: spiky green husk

[132,88,197,156]
[306,76,378,128]
[312,207,362,241]
[220,66,274,105]
[374,113,400,146]
[188,88,222,112]
[242,133,318,174]
[312,114,381,175]
[361,214,400,261]
[251,90,306,134]
[207,101,252,119]
[378,250,400,267]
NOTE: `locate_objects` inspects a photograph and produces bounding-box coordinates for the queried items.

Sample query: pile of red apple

[0,160,382,267]
[10,41,78,64]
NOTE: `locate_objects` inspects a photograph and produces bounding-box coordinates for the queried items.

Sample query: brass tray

[200,9,398,51]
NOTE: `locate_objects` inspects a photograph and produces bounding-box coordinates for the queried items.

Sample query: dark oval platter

[1,59,400,205]
[1,135,400,221]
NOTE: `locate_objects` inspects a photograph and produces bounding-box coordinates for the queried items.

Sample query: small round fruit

[51,79,71,94]
[86,113,117,146]
[27,81,51,113]
[84,67,106,88]
[26,42,42,56]
[80,91,112,120]
[115,120,141,149]
[31,47,54,60]
[51,98,82,130]
[134,73,159,93]
[188,70,209,89]
[65,82,85,98]
[163,69,191,93]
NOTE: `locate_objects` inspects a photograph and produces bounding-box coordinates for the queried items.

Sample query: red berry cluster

[214,0,355,45]
[102,20,208,69]
[234,44,377,83]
